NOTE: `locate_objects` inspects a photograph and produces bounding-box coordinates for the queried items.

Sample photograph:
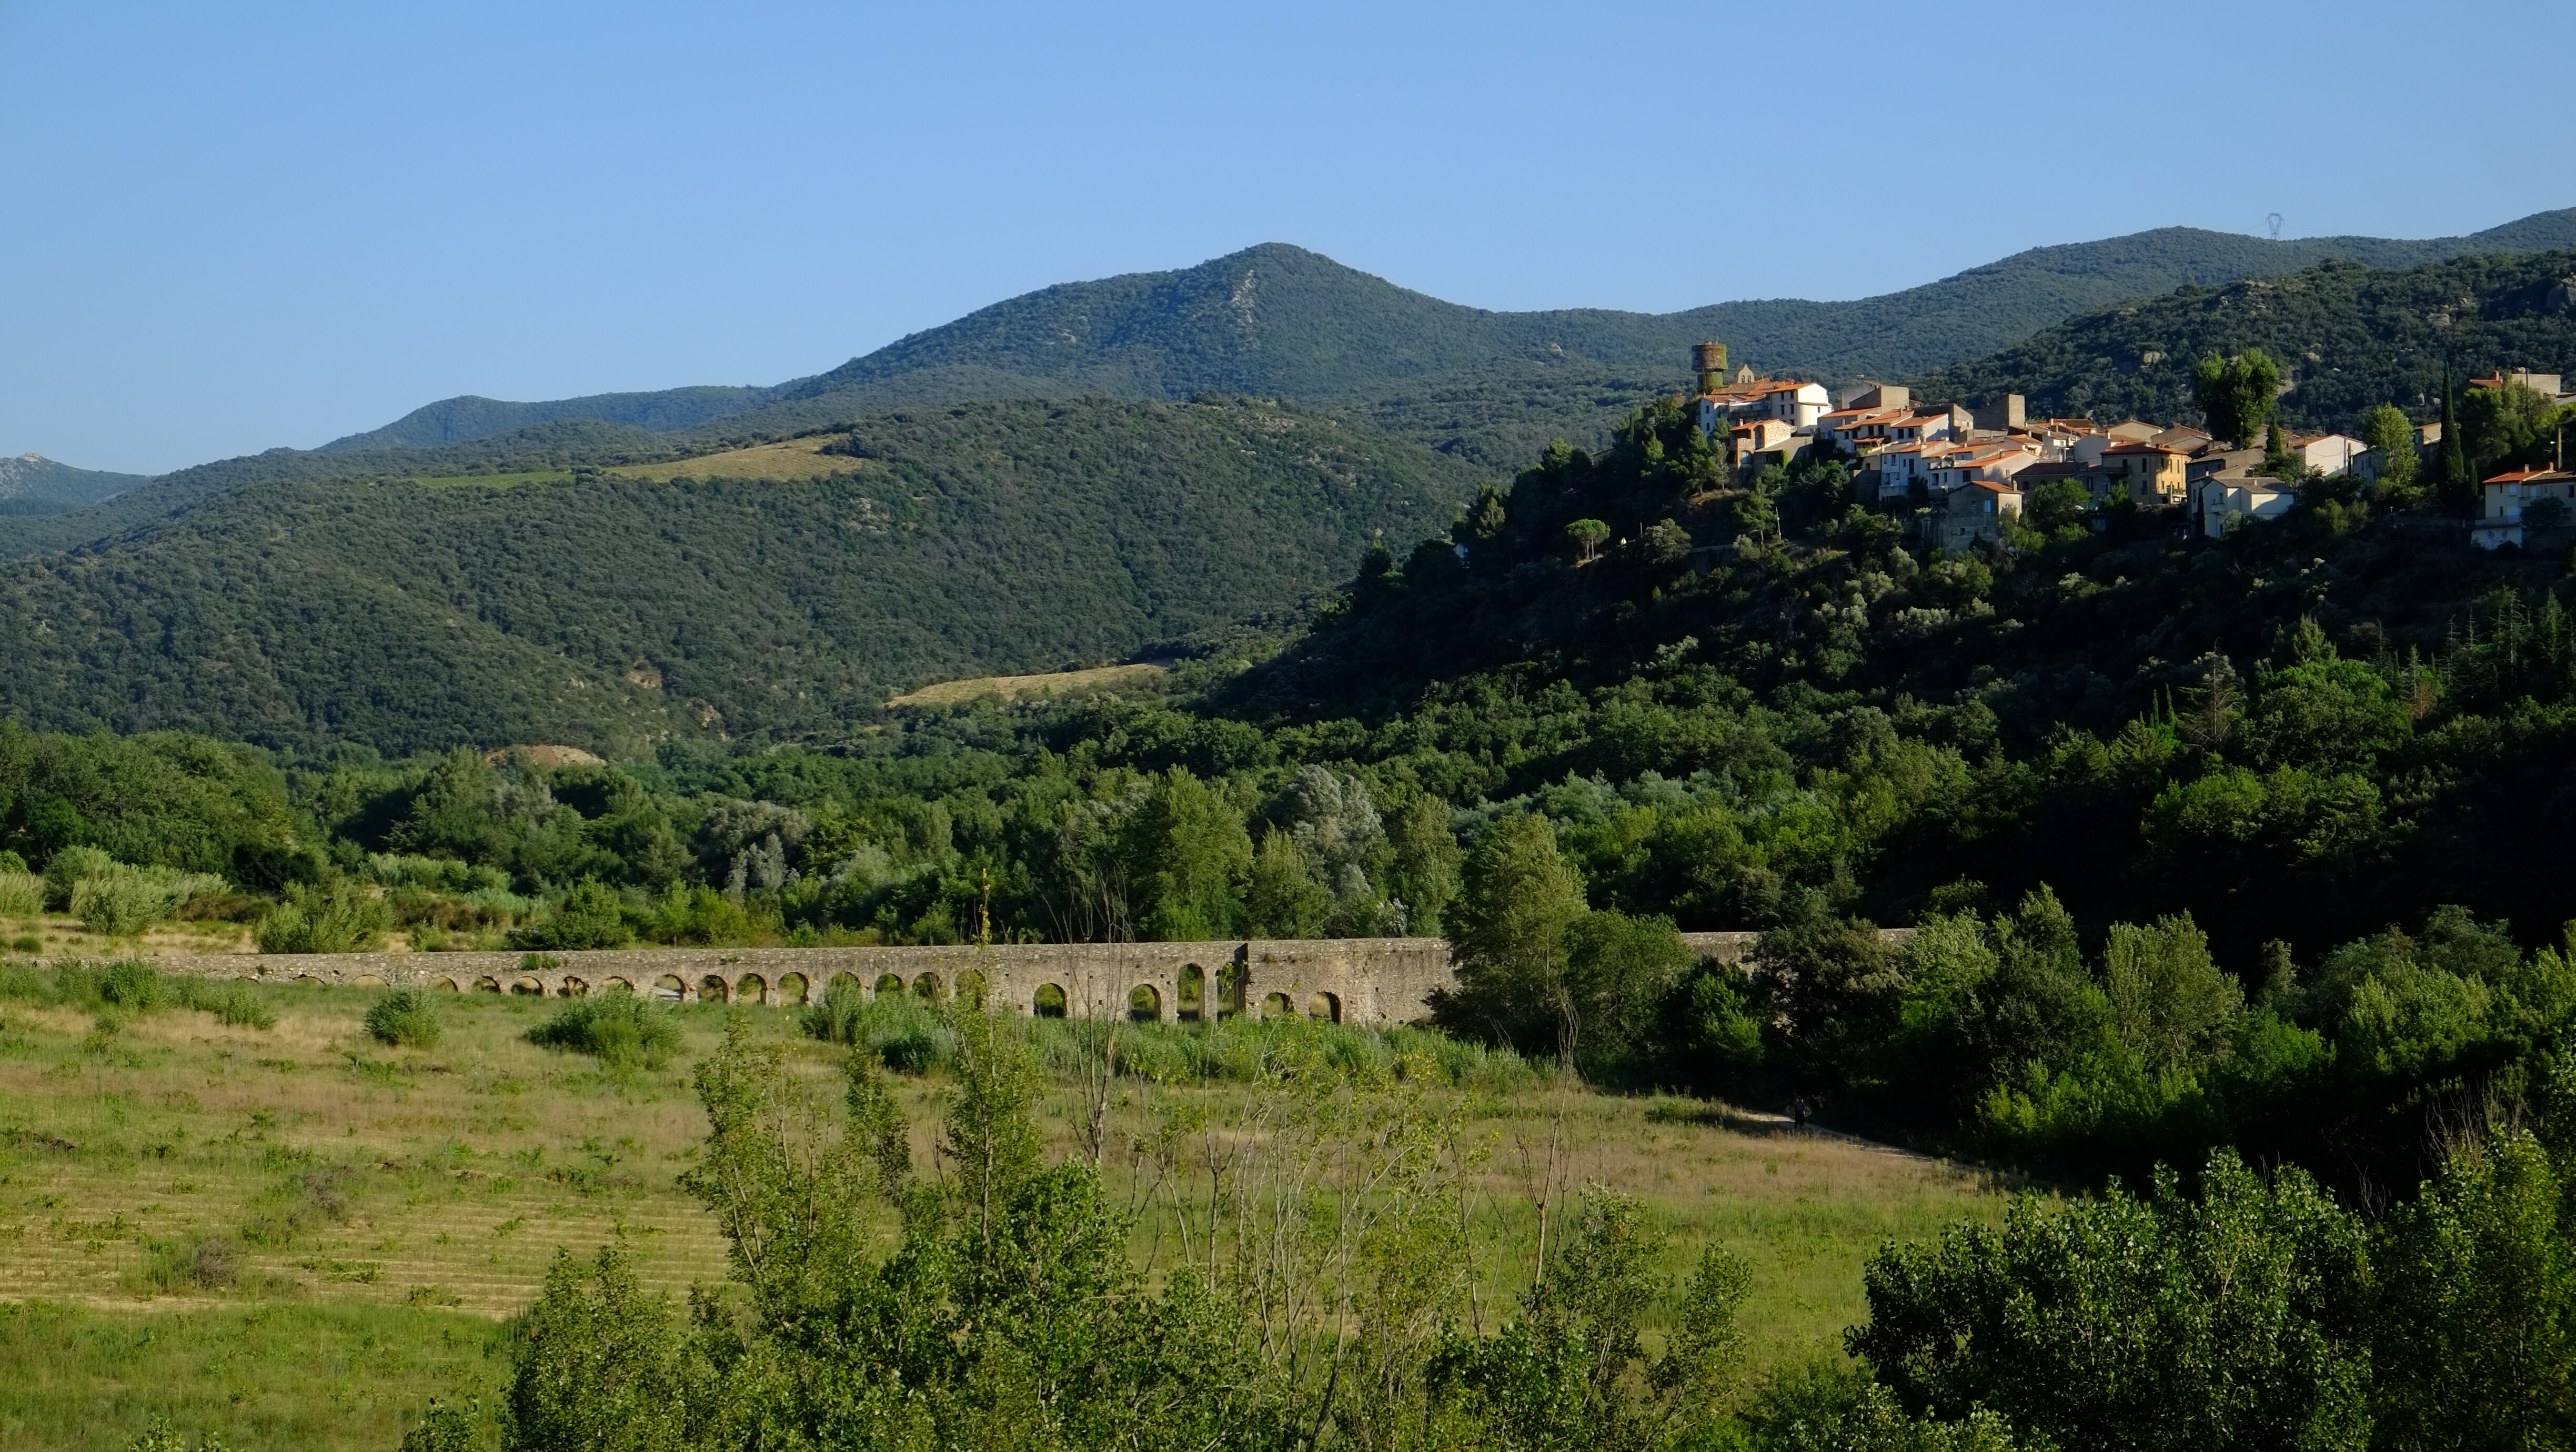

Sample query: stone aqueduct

[141,934,1799,1025]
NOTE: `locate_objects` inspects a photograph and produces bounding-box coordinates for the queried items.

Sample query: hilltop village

[1685,341,2576,550]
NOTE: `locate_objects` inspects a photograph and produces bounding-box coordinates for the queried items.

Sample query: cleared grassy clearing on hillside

[406,439,873,492]
[0,971,2005,1450]
[603,436,869,483]
[888,661,1168,708]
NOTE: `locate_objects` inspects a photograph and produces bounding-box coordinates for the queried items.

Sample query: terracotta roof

[2103,442,2187,457]
[2483,468,2576,486]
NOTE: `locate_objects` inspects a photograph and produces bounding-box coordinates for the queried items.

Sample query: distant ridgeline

[0,453,147,516]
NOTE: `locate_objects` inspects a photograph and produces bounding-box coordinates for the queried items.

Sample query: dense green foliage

[0,453,147,514]
[0,397,1480,752]
[1916,248,2576,433]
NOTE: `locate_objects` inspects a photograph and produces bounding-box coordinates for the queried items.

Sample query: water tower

[1693,341,1729,395]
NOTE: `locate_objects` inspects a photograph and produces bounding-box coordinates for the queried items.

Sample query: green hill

[0,397,1479,754]
[1911,248,2576,430]
[0,453,148,516]
[318,385,768,451]
[312,211,2576,456]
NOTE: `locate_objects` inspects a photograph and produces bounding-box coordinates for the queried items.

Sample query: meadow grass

[0,963,2009,1450]
[886,661,1165,709]
[603,437,870,484]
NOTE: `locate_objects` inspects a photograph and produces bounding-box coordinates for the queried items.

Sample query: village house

[2286,432,2369,477]
[2468,371,2573,407]
[2099,441,2191,506]
[1927,440,2041,497]
[1695,376,1830,433]
[1730,417,1803,473]
[2473,465,2576,550]
[1932,478,2022,550]
[1874,438,1971,502]
[2199,475,2299,537]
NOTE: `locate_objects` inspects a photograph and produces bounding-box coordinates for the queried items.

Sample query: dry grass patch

[888,662,1166,709]
[606,436,870,483]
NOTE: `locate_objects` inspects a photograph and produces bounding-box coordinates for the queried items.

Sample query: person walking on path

[1789,1096,1809,1132]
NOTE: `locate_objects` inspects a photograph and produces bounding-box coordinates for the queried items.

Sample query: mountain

[0,453,148,516]
[311,209,2576,456]
[1911,248,2576,432]
[0,397,1480,754]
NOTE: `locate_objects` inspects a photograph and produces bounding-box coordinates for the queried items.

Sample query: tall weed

[0,873,42,919]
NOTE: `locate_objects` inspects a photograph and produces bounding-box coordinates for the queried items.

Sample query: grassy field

[887,661,1168,708]
[602,436,869,484]
[405,437,872,492]
[0,968,2009,1451]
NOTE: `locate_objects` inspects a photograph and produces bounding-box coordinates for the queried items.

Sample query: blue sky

[3,0,2569,475]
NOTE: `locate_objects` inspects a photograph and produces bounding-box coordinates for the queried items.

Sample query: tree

[2191,350,2283,448]
[1849,1150,2372,1452]
[2359,404,2418,493]
[1444,813,1589,1056]
[1244,828,1329,939]
[2021,478,2092,540]
[2441,368,2473,513]
[1560,910,1692,1077]
[1381,794,1462,937]
[2460,377,2560,473]
[1738,463,1783,540]
[2372,1131,2576,1451]
[1122,768,1252,942]
[2261,420,2302,480]
[2098,913,2241,1077]
[505,1247,691,1452]
[1565,518,1611,565]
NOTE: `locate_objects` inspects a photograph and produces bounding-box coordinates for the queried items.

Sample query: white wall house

[2292,433,2370,477]
[2199,476,2298,537]
[2473,466,2576,549]
[1876,439,1971,502]
[1927,442,2041,497]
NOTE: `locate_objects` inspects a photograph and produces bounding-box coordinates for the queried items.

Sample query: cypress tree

[2440,368,2470,512]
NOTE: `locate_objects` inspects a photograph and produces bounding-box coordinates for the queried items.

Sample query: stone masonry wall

[139,930,1905,1024]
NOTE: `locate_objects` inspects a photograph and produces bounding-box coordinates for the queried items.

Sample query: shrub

[0,873,42,920]
[799,982,954,1073]
[256,881,390,953]
[365,987,441,1048]
[146,1234,238,1292]
[42,846,114,910]
[181,979,276,1030]
[73,870,174,939]
[528,992,681,1070]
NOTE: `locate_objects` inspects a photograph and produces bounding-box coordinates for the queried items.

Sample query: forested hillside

[1915,247,2576,429]
[16,217,2574,561]
[0,398,1476,752]
[316,211,2576,457]
[0,453,147,515]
